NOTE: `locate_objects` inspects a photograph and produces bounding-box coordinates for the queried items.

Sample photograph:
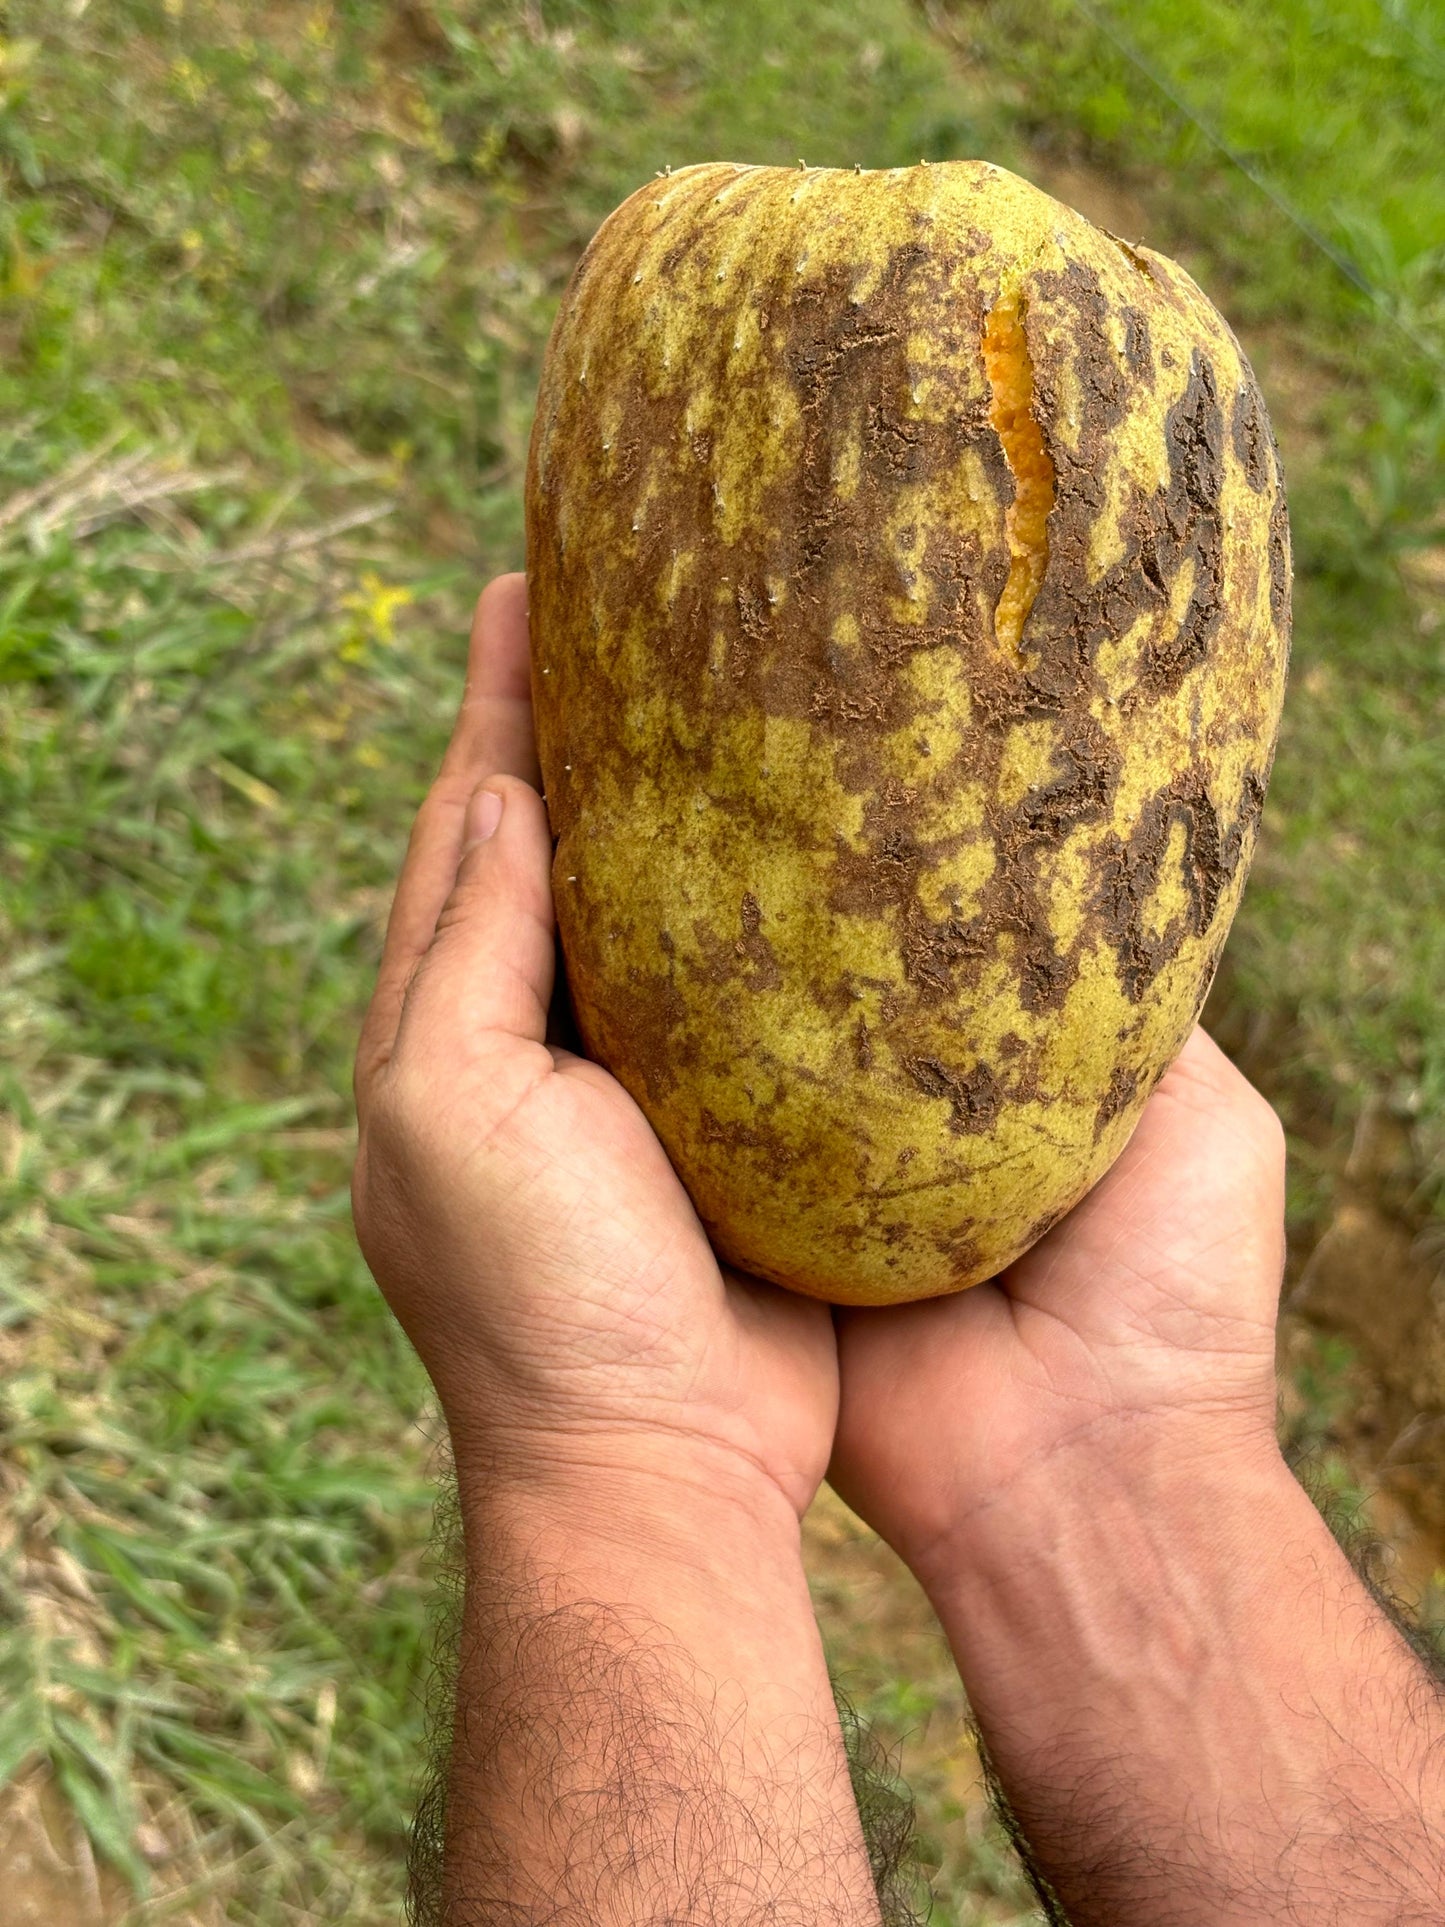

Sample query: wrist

[906,1404,1284,1604]
[447,1421,815,1658]
[446,1420,856,1828]
[918,1418,1445,1926]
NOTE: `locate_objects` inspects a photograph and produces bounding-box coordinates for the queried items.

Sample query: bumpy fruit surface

[525,160,1290,1305]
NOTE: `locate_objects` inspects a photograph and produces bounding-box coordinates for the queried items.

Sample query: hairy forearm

[437,1453,882,1927]
[926,1428,1445,1927]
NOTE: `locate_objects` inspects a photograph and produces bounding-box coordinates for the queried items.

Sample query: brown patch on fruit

[1223,768,1268,876]
[1014,721,1117,840]
[1020,332,1235,715]
[903,1055,1001,1134]
[828,825,922,923]
[1095,766,1249,1000]
[647,237,1007,764]
[735,890,784,990]
[1021,1204,1067,1250]
[902,902,1002,1007]
[1068,259,1135,429]
[1094,1063,1139,1141]
[860,707,1119,1021]
[1269,489,1292,628]
[579,938,697,1104]
[852,1013,873,1071]
[698,1104,795,1160]
[1027,256,1135,447]
[1143,349,1227,698]
[1121,304,1154,375]
[1232,378,1272,493]
[932,1222,986,1275]
[885,721,1117,1019]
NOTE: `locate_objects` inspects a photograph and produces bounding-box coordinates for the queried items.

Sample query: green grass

[0,455,456,1910]
[0,0,1441,1918]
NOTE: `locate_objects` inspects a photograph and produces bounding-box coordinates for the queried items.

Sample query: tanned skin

[832,1045,1445,1924]
[355,574,1445,1927]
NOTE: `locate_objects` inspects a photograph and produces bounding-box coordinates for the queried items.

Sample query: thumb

[394,774,557,1056]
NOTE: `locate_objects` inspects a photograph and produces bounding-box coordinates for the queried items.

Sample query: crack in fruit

[982,288,1055,663]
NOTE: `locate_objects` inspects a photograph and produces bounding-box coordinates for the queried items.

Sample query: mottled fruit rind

[525,160,1290,1305]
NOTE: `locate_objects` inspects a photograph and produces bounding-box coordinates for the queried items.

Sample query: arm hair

[406,1442,1445,1927]
[973,1445,1445,1927]
[407,1452,927,1927]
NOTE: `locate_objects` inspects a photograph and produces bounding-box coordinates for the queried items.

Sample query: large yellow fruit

[525,160,1290,1304]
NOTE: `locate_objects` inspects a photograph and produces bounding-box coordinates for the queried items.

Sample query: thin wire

[1065,0,1445,376]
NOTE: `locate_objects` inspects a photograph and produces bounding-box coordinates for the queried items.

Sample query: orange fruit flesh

[981,289,1055,660]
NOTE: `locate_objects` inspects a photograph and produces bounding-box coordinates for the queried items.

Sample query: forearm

[440,1447,882,1926]
[925,1426,1445,1927]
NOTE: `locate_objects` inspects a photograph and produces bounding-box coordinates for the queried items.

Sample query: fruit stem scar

[981,287,1055,663]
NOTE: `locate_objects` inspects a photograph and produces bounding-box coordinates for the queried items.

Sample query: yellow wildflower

[340,572,413,651]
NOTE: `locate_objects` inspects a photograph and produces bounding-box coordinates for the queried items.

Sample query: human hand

[830,1037,1445,1927]
[351,574,836,1523]
[829,1026,1287,1584]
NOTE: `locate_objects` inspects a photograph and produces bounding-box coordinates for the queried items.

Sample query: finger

[388,574,538,965]
[442,573,540,787]
[392,776,557,1062]
[355,575,537,1109]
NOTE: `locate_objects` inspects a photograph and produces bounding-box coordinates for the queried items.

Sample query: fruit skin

[525,160,1290,1306]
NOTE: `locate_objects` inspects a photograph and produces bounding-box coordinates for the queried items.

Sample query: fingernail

[465,787,503,844]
